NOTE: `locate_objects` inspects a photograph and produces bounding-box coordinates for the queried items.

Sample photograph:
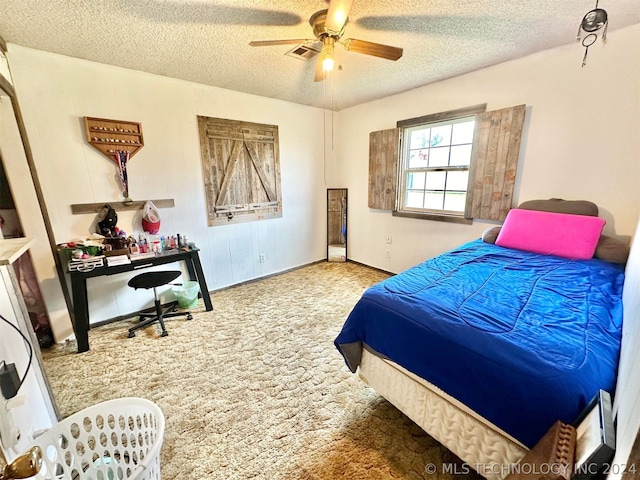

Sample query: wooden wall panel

[468,105,526,221]
[197,116,282,226]
[368,128,399,210]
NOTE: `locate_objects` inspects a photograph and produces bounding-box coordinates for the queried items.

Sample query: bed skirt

[358,349,528,480]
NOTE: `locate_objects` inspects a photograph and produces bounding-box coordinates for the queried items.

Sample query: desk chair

[127,271,193,338]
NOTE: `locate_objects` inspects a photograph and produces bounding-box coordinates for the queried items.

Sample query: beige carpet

[42,262,483,480]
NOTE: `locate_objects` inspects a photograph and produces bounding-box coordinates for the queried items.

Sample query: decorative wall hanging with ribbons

[83,117,144,200]
[115,150,130,201]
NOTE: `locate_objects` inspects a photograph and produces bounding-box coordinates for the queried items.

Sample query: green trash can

[171,281,200,308]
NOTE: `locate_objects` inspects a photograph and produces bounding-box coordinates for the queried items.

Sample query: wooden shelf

[84,116,144,163]
[71,199,175,214]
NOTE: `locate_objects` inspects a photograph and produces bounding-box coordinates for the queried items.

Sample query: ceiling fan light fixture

[321,37,336,72]
[322,56,335,72]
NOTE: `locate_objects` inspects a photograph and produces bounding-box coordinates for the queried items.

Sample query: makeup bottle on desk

[138,233,147,253]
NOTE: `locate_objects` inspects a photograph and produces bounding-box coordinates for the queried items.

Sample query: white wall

[7,46,328,336]
[337,24,640,273]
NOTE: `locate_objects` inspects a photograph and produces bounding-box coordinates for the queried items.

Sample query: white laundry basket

[29,397,165,480]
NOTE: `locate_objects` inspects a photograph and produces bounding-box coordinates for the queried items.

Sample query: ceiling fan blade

[314,56,325,82]
[325,0,354,33]
[342,39,403,61]
[249,39,312,47]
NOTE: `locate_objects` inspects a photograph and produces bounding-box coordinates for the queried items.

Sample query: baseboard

[209,258,327,293]
[73,258,387,334]
[82,259,327,331]
[346,259,395,276]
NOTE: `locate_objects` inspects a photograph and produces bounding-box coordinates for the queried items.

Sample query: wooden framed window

[368,104,526,223]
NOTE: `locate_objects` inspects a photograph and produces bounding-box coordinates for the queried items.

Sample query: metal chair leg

[127,293,190,338]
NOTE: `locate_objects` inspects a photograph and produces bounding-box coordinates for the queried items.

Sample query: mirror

[327,189,347,262]
[0,100,53,347]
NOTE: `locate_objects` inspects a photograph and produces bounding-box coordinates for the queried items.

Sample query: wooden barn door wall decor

[197,116,282,226]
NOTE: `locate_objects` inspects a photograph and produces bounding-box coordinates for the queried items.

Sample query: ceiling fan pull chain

[331,72,335,150]
[323,75,327,185]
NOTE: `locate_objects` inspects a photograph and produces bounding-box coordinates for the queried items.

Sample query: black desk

[69,248,212,353]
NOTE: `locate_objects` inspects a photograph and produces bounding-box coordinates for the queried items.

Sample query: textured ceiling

[0,0,638,110]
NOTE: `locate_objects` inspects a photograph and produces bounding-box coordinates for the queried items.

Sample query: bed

[335,201,638,480]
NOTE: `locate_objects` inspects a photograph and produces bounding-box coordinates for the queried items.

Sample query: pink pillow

[495,209,605,260]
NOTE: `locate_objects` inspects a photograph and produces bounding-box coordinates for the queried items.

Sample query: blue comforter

[334,240,624,447]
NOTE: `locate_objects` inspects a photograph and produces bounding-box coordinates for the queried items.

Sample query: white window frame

[399,116,476,217]
[393,104,486,224]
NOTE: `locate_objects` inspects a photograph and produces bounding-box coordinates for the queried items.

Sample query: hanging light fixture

[321,37,336,72]
[576,0,609,67]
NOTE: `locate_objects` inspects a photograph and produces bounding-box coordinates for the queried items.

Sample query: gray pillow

[482,226,502,244]
[594,235,630,264]
[518,198,599,217]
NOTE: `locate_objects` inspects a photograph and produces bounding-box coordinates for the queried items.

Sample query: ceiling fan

[249,0,403,82]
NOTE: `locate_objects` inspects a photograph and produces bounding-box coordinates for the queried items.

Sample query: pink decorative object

[495,209,605,259]
[142,201,161,234]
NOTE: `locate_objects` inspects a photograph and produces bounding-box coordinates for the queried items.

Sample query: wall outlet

[386,234,392,244]
[385,250,391,258]
[259,253,266,263]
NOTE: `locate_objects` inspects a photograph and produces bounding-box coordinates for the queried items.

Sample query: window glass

[406,190,424,208]
[430,125,452,147]
[445,170,469,191]
[428,147,450,167]
[410,129,430,149]
[425,171,446,190]
[408,149,429,169]
[424,192,444,210]
[451,120,475,145]
[449,145,473,166]
[406,171,426,189]
[444,192,467,212]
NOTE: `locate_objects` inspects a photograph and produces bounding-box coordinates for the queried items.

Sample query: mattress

[335,240,625,447]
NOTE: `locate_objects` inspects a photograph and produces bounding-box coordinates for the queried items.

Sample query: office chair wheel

[128,331,136,338]
[187,314,193,320]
